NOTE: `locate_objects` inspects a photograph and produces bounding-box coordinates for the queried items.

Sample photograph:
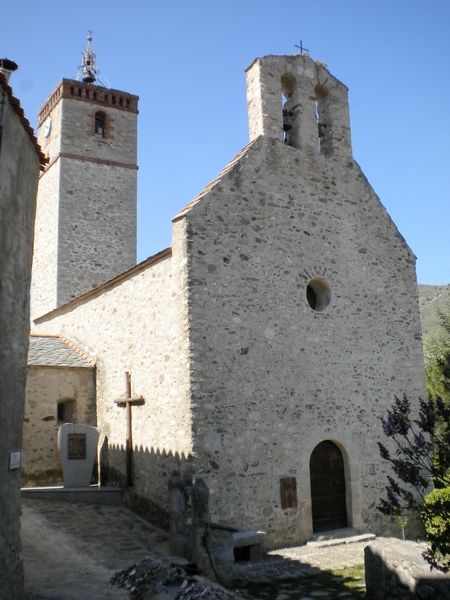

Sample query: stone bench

[232,530,266,561]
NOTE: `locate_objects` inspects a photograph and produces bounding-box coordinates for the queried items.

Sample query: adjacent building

[0,60,45,599]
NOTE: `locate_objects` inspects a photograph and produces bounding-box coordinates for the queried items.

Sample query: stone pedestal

[57,424,99,487]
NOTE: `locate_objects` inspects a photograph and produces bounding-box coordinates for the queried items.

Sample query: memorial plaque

[67,433,87,460]
[58,424,99,487]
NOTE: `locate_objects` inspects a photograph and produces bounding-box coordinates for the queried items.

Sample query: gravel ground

[22,498,400,600]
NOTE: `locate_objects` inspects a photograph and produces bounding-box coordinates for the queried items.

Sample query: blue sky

[4,1,450,284]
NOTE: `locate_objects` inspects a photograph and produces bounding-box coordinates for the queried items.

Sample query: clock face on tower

[43,117,52,138]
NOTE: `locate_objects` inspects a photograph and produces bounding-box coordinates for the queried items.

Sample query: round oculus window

[306,277,331,312]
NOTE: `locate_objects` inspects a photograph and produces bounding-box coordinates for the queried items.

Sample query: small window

[94,112,106,137]
[306,277,332,312]
[57,399,76,424]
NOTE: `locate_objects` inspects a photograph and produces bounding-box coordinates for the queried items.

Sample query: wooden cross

[295,40,309,55]
[114,371,144,487]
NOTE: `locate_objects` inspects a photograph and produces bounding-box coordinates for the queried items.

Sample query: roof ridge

[34,247,172,324]
[59,335,95,367]
[172,138,260,222]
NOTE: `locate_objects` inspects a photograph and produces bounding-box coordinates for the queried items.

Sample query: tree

[426,307,450,480]
[377,395,450,512]
[377,394,450,571]
[378,301,450,570]
[426,308,450,405]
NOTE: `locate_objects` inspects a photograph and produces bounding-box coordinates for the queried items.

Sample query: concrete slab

[21,484,122,505]
[233,530,266,548]
[307,528,376,549]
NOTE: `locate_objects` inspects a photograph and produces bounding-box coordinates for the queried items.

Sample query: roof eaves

[33,247,172,324]
[0,74,47,169]
[28,333,95,367]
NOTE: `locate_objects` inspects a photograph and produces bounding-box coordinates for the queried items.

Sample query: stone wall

[181,133,425,546]
[33,222,192,522]
[365,540,450,599]
[0,78,40,599]
[23,366,96,485]
[31,84,137,318]
[30,54,425,547]
[57,157,136,306]
[30,160,60,318]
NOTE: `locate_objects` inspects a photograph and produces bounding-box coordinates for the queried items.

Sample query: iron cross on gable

[114,371,145,487]
[295,40,309,55]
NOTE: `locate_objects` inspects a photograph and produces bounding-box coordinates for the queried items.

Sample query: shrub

[422,487,450,572]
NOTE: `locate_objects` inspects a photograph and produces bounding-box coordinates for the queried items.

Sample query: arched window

[94,111,106,137]
[314,84,331,155]
[280,73,296,146]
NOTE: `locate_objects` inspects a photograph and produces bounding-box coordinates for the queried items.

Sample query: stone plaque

[67,433,86,460]
[58,423,99,487]
[8,450,21,470]
[280,477,298,509]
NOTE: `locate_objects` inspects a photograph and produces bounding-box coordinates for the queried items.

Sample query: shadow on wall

[99,437,193,530]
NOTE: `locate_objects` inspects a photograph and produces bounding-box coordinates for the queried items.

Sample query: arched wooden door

[310,440,348,532]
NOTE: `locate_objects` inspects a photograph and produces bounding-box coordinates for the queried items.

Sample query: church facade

[29,50,425,546]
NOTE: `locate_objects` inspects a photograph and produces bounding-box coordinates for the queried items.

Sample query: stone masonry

[365,540,450,599]
[23,334,96,485]
[174,55,425,545]
[0,69,44,599]
[33,240,193,522]
[31,79,138,319]
[32,53,425,547]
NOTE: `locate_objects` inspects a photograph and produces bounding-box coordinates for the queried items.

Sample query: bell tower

[246,53,352,158]
[31,33,138,319]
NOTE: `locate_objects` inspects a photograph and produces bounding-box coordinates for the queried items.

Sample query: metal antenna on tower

[76,31,108,87]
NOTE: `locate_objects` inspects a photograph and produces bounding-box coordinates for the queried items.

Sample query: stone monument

[57,423,99,487]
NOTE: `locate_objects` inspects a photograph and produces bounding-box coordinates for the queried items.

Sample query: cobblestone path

[23,498,398,600]
[235,537,403,599]
[22,498,169,600]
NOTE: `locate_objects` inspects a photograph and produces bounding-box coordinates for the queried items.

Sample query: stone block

[57,423,99,487]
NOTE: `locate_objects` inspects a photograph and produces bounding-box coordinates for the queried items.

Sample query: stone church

[26,40,425,546]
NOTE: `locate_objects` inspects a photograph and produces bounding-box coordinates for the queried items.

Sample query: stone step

[21,484,122,505]
[307,528,376,549]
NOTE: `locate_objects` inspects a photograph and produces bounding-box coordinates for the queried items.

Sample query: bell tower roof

[76,31,107,86]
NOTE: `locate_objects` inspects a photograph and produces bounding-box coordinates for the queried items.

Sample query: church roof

[28,334,95,368]
[0,74,47,169]
[33,247,172,324]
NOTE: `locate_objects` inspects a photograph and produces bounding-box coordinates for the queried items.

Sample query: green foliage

[394,515,408,540]
[425,307,450,482]
[422,487,450,572]
[426,307,450,401]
